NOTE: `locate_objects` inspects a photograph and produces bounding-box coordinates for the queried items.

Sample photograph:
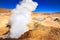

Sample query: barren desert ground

[0,8,60,40]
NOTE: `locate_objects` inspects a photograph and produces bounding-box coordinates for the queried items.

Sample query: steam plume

[9,0,38,38]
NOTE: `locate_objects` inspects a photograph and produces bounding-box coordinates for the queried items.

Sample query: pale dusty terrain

[0,8,60,40]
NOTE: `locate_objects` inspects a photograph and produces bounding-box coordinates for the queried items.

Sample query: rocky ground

[0,8,60,40]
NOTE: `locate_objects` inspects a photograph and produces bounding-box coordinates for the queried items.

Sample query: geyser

[9,0,38,38]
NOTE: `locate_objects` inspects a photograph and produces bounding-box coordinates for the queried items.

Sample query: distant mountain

[0,8,11,13]
[0,8,60,13]
[0,8,60,17]
[0,8,11,16]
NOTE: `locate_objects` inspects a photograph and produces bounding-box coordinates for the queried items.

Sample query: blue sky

[0,0,60,12]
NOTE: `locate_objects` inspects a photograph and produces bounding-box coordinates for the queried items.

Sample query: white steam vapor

[9,0,38,38]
